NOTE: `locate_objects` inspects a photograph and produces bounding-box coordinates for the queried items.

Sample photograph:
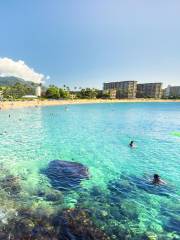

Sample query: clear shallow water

[0,103,179,239]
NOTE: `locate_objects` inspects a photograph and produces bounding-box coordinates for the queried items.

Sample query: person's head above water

[153,174,160,182]
[129,141,134,147]
[152,174,166,185]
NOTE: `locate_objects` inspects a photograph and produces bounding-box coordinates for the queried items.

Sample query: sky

[0,0,180,89]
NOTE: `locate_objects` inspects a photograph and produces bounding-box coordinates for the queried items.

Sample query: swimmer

[152,174,166,185]
[0,131,7,135]
[129,141,135,148]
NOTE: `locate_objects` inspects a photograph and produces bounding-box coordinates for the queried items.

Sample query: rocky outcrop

[43,160,89,191]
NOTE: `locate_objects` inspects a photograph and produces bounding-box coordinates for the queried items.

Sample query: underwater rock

[0,231,7,239]
[1,207,110,240]
[36,187,64,202]
[160,205,180,233]
[36,189,46,197]
[144,232,158,240]
[45,190,63,202]
[108,178,133,200]
[0,175,21,195]
[101,210,108,217]
[90,186,105,198]
[53,208,110,240]
[164,216,180,233]
[78,185,144,239]
[0,209,8,224]
[43,160,89,191]
[3,207,57,240]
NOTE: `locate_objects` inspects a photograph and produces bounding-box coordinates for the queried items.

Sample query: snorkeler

[129,141,135,148]
[152,174,166,185]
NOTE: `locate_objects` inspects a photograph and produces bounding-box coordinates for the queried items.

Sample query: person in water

[152,174,166,185]
[129,141,135,148]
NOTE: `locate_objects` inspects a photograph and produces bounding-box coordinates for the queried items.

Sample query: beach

[0,98,180,110]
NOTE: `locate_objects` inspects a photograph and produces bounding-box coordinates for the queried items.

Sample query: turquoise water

[0,103,179,239]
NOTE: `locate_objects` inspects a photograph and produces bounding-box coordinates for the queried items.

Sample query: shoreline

[0,99,180,110]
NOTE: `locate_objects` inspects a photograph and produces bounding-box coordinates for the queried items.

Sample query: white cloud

[0,57,46,83]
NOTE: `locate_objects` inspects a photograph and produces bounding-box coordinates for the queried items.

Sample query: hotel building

[136,83,162,98]
[164,85,180,98]
[103,81,137,99]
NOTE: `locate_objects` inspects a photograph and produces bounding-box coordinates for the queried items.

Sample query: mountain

[0,76,39,87]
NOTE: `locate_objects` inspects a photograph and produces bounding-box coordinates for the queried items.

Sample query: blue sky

[0,0,180,89]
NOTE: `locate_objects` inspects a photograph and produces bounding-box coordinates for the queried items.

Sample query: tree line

[45,85,110,99]
[0,83,110,100]
[0,83,35,99]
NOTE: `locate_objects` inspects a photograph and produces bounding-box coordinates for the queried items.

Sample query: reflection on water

[0,103,180,239]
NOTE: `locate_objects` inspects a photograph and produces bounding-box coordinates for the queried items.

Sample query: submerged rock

[46,190,63,202]
[0,209,8,224]
[0,175,21,195]
[4,208,57,240]
[145,232,158,240]
[43,160,89,191]
[36,187,64,202]
[1,207,110,240]
[53,208,110,240]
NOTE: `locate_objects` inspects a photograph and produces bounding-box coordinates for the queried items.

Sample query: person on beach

[152,174,166,185]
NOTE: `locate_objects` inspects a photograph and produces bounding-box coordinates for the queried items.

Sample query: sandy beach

[0,98,180,110]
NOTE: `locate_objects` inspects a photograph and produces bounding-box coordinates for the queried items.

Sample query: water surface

[0,103,179,239]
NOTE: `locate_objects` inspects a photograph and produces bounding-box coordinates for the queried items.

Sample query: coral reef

[0,207,110,240]
[53,208,110,240]
[0,174,21,195]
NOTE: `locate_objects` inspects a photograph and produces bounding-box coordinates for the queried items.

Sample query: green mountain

[0,76,38,87]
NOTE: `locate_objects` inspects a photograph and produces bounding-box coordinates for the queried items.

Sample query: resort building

[136,83,162,98]
[103,81,137,99]
[164,85,180,98]
[163,85,171,98]
[35,84,42,97]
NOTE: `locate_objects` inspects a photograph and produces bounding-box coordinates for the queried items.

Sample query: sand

[0,98,180,110]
